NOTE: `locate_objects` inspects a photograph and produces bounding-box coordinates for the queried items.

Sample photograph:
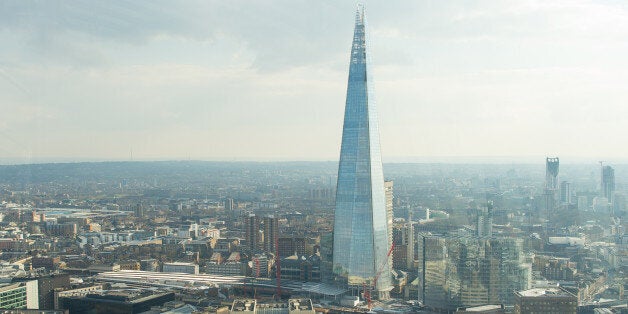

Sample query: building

[546,157,560,190]
[0,281,38,310]
[31,257,60,270]
[455,305,505,313]
[206,252,246,276]
[543,157,560,214]
[245,214,262,253]
[418,235,531,312]
[602,165,615,205]
[278,236,307,257]
[140,259,160,272]
[280,254,321,282]
[250,254,273,278]
[13,273,70,310]
[58,290,175,314]
[332,6,392,300]
[392,222,414,271]
[45,223,77,237]
[514,288,577,314]
[162,262,199,275]
[230,298,315,314]
[225,198,235,211]
[54,285,104,309]
[560,181,571,204]
[263,216,278,254]
[477,203,493,238]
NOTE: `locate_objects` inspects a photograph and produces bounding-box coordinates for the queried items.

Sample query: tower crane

[363,242,395,310]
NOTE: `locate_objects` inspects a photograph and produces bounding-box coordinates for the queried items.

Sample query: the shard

[333,6,392,299]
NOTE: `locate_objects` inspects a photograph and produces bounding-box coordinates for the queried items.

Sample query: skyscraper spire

[333,6,392,299]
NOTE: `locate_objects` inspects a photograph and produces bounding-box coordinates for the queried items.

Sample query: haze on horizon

[1,0,628,164]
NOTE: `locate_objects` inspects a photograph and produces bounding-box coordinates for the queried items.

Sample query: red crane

[254,258,260,299]
[275,236,282,300]
[364,242,395,310]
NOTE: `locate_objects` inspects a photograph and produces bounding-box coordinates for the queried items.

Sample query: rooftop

[517,288,575,298]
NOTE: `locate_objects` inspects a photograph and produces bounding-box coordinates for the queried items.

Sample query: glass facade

[332,6,392,296]
[418,234,532,312]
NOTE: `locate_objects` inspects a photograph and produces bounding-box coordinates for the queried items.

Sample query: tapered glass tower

[333,6,392,299]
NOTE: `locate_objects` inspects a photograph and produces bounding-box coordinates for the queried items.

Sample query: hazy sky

[2,0,628,163]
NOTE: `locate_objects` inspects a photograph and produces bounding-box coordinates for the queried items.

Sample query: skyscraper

[333,6,392,299]
[543,157,559,216]
[545,157,560,190]
[602,165,615,204]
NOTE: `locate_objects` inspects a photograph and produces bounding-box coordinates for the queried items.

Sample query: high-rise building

[543,157,560,214]
[418,234,531,311]
[545,157,560,190]
[602,165,615,204]
[560,181,571,204]
[245,214,262,253]
[225,198,235,211]
[263,216,279,253]
[477,202,493,238]
[333,6,392,299]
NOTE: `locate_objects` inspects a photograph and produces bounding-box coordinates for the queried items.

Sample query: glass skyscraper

[332,6,392,299]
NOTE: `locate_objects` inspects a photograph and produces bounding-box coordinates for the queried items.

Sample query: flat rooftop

[517,288,574,298]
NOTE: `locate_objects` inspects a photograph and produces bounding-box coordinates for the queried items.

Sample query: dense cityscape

[2,2,627,314]
[0,159,625,313]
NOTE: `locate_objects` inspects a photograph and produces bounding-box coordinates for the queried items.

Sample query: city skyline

[2,1,628,163]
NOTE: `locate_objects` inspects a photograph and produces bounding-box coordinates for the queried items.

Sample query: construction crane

[364,242,395,310]
[275,236,282,300]
[254,258,260,299]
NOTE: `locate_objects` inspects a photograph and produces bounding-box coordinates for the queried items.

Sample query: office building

[280,254,321,282]
[0,281,38,310]
[514,288,577,314]
[418,234,531,311]
[332,6,392,299]
[602,165,615,204]
[13,273,70,310]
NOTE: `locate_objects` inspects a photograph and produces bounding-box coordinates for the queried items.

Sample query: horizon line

[2,155,628,166]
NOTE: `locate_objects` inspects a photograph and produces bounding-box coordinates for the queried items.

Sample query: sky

[1,0,628,164]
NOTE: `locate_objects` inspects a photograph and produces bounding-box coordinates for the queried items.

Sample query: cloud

[2,1,628,161]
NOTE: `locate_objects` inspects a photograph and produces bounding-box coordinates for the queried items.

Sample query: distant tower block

[560,181,571,204]
[602,165,615,204]
[543,157,560,214]
[545,157,559,190]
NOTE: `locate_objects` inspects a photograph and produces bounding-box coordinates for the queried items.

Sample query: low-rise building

[514,288,577,314]
[162,262,199,275]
